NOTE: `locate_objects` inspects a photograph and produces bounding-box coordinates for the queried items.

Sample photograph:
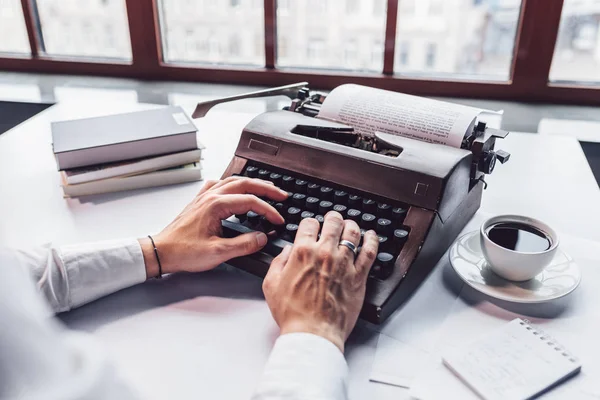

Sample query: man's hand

[139,177,288,278]
[262,211,379,353]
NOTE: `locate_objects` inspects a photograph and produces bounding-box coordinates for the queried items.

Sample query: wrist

[280,320,346,353]
[138,237,161,279]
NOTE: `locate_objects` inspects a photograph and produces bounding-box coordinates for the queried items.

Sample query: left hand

[139,176,288,278]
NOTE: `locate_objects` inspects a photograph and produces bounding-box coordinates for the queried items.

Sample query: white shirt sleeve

[13,239,147,313]
[0,242,145,400]
[253,333,349,400]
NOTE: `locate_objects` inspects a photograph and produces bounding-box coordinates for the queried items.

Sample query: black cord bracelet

[147,235,163,279]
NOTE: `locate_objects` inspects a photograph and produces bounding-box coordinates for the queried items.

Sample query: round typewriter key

[274,202,285,213]
[347,209,362,222]
[307,183,321,196]
[294,179,308,194]
[334,190,348,204]
[292,193,307,207]
[377,203,392,218]
[333,204,348,218]
[392,207,407,224]
[376,218,393,235]
[315,215,325,224]
[362,199,377,213]
[286,191,294,199]
[258,169,270,180]
[370,264,382,279]
[377,252,395,279]
[319,201,334,215]
[348,195,362,208]
[305,196,320,212]
[377,235,389,250]
[269,173,282,186]
[282,175,295,190]
[245,166,259,178]
[301,211,315,219]
[285,223,299,240]
[361,213,377,230]
[320,186,334,200]
[247,211,261,225]
[393,229,409,247]
[286,207,301,223]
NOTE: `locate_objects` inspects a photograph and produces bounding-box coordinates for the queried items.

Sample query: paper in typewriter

[317,84,484,148]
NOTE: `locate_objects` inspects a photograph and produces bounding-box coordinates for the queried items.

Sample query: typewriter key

[306,196,320,212]
[315,215,325,224]
[392,207,407,224]
[269,173,282,186]
[294,179,308,193]
[333,204,348,218]
[286,207,302,224]
[362,199,377,213]
[376,218,393,235]
[320,186,334,200]
[301,211,315,219]
[334,190,348,204]
[307,183,321,196]
[281,175,295,190]
[348,195,362,208]
[245,166,259,178]
[319,201,334,215]
[347,209,362,223]
[361,213,377,230]
[393,229,409,247]
[377,203,392,218]
[285,224,299,240]
[247,211,261,225]
[258,169,270,180]
[292,193,306,207]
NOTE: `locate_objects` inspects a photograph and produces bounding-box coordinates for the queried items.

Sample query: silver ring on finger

[339,239,358,256]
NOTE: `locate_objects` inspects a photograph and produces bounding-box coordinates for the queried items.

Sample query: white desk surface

[1,100,599,399]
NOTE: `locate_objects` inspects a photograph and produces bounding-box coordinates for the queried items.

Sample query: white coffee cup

[480,215,559,281]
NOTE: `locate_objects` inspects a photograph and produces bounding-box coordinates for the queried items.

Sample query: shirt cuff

[253,333,349,400]
[58,239,146,310]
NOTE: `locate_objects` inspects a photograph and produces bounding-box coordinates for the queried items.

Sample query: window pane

[159,0,265,66]
[0,0,31,54]
[395,0,522,81]
[549,0,600,84]
[276,0,387,71]
[35,0,132,60]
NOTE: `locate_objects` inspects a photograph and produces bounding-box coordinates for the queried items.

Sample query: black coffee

[486,222,551,252]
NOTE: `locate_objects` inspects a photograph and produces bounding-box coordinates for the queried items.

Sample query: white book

[52,106,198,170]
[63,148,203,185]
[61,162,202,198]
[442,319,581,400]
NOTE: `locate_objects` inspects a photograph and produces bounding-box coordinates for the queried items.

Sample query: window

[159,0,264,65]
[549,0,600,84]
[34,0,132,59]
[276,0,386,71]
[346,0,359,15]
[0,0,31,54]
[426,43,437,68]
[398,41,410,66]
[395,0,523,80]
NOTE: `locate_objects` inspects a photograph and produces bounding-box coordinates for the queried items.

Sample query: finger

[212,194,285,225]
[355,230,379,277]
[198,179,219,195]
[338,220,361,261]
[214,178,288,202]
[215,231,268,260]
[318,211,345,246]
[209,176,273,193]
[295,218,320,246]
[263,245,292,295]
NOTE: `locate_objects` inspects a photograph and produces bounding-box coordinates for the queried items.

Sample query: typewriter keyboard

[221,164,412,280]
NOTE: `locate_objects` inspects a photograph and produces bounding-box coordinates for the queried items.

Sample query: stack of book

[51,106,203,197]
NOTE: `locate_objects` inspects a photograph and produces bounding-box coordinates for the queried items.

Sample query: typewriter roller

[193,83,510,324]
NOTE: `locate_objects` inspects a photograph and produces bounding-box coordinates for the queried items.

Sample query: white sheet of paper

[409,234,600,400]
[369,334,430,388]
[317,84,484,148]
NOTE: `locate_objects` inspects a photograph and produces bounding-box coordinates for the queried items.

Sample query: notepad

[442,319,581,400]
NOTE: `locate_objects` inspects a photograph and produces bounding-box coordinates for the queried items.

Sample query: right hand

[262,211,379,352]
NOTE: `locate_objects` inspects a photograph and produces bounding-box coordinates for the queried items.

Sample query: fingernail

[256,232,268,247]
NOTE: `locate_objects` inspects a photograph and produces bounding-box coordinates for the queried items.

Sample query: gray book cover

[52,106,198,170]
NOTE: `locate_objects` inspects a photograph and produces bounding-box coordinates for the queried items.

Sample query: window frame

[1,0,598,105]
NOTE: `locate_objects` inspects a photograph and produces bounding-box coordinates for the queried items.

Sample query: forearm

[253,333,349,400]
[7,239,148,314]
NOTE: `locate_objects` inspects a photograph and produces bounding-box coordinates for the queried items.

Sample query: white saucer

[449,230,581,303]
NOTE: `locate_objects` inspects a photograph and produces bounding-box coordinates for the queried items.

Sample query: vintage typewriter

[192,82,510,324]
